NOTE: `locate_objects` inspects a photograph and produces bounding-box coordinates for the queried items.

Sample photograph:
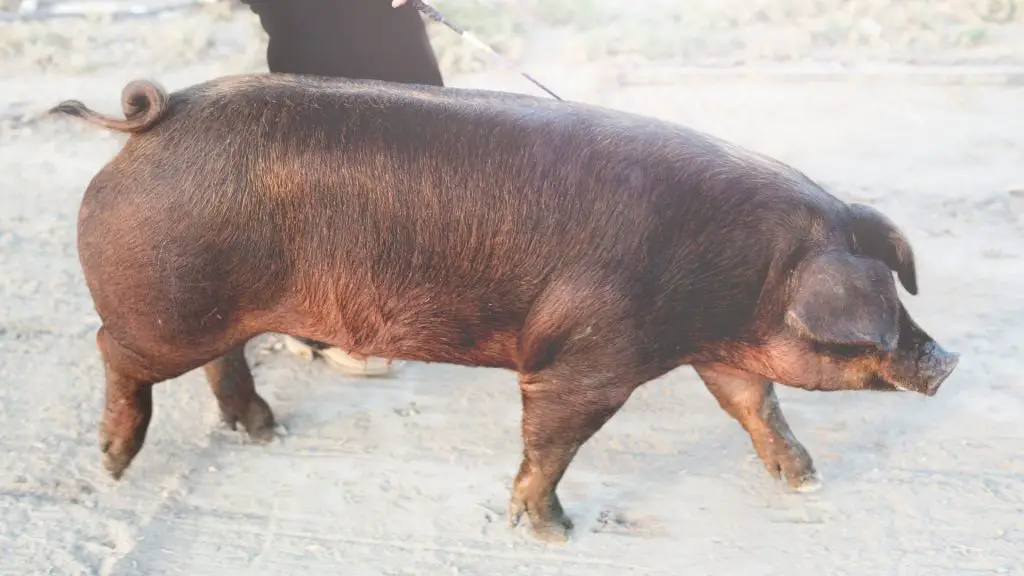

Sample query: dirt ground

[1,1,1022,575]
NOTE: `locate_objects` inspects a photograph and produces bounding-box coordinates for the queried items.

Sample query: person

[240,0,444,376]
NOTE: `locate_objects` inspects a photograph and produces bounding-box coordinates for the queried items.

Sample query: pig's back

[161,75,824,272]
[107,74,837,352]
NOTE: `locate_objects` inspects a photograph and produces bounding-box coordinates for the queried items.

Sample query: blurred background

[1,0,1023,78]
[3,0,1024,142]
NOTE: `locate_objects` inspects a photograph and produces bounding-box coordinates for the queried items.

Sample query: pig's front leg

[694,363,821,492]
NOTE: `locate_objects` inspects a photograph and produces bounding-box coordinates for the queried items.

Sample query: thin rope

[402,0,564,100]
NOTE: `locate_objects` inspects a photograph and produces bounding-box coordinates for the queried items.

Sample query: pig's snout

[917,341,960,396]
[878,305,961,396]
[883,339,960,397]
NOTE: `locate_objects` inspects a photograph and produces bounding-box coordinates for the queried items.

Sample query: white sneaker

[281,335,396,377]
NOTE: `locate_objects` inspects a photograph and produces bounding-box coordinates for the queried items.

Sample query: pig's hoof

[792,471,823,493]
[99,437,133,481]
[770,461,822,493]
[222,395,277,444]
[530,518,573,544]
[319,347,394,377]
[761,444,820,493]
[102,453,130,480]
[99,423,145,481]
[508,498,574,544]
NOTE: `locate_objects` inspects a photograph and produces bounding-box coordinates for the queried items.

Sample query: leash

[398,0,564,101]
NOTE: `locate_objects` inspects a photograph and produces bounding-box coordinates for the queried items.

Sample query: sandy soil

[1,2,1022,575]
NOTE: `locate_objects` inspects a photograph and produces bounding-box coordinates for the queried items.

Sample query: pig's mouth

[864,374,941,396]
[864,375,906,393]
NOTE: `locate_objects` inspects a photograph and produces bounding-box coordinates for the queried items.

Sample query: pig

[51,74,959,543]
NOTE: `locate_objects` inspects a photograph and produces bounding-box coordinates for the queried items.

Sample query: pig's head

[749,203,959,396]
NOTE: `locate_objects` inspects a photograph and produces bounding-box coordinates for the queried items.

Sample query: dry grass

[0,2,264,75]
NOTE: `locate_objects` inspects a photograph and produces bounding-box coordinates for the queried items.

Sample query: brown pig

[51,74,959,543]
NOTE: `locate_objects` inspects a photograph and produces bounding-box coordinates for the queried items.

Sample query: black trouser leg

[244,0,444,86]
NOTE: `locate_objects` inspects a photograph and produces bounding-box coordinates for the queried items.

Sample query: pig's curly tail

[49,79,169,134]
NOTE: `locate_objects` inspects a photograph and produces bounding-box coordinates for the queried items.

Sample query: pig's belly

[275,266,531,370]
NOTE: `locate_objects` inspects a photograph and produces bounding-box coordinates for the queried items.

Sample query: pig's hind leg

[694,363,821,492]
[97,326,276,481]
[202,343,276,443]
[509,330,655,543]
[95,325,191,481]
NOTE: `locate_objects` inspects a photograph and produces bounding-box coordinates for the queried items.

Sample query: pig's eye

[810,342,875,358]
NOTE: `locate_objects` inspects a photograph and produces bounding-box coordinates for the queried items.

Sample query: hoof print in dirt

[591,509,662,538]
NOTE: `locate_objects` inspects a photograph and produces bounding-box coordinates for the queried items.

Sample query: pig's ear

[785,252,901,350]
[847,203,918,295]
